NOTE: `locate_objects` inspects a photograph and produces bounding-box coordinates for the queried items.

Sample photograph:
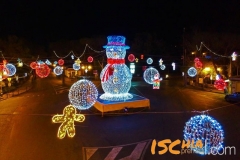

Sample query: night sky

[0,0,240,45]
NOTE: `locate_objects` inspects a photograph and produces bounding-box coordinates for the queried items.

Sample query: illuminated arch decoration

[183,114,224,155]
[6,63,17,76]
[53,66,63,75]
[87,56,93,63]
[128,54,135,62]
[160,64,166,70]
[35,64,50,78]
[188,67,197,77]
[146,58,153,65]
[68,79,98,110]
[58,59,64,66]
[100,35,133,101]
[143,67,159,84]
[52,105,85,139]
[214,79,226,90]
[0,65,9,80]
[73,63,80,71]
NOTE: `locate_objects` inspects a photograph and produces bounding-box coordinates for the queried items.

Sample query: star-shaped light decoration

[52,105,85,139]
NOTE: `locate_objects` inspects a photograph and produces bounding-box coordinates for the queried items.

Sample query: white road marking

[104,147,122,160]
[86,148,98,160]
[119,142,147,160]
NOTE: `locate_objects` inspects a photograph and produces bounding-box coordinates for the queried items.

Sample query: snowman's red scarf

[101,58,125,82]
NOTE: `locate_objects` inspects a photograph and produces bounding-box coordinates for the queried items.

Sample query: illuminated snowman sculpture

[100,36,133,101]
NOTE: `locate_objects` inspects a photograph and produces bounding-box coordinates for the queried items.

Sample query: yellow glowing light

[53,64,56,67]
[88,66,92,69]
[52,105,85,139]
[75,58,81,65]
[217,68,222,71]
[82,66,85,69]
[135,58,139,63]
[204,67,211,71]
[18,62,23,67]
[192,52,195,55]
[7,77,12,82]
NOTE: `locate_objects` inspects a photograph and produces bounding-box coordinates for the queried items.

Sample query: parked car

[225,92,240,102]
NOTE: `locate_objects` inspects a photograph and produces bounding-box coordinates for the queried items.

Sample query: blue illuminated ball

[73,63,80,71]
[53,66,63,75]
[68,79,98,110]
[146,58,153,64]
[160,65,166,70]
[6,63,17,76]
[143,67,159,84]
[188,67,197,77]
[183,114,224,155]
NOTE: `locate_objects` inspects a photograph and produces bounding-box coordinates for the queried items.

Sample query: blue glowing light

[183,114,224,155]
[160,65,166,70]
[188,67,197,77]
[146,58,153,65]
[6,63,17,76]
[73,63,80,71]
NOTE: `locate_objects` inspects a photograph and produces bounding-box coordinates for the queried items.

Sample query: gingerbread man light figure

[52,105,85,139]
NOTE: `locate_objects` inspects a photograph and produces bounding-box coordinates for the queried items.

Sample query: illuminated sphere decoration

[214,79,226,90]
[160,65,166,70]
[53,66,63,75]
[6,63,17,76]
[143,67,159,84]
[128,54,135,62]
[30,62,38,69]
[188,67,197,77]
[195,61,203,69]
[100,35,133,101]
[87,56,93,63]
[68,79,98,110]
[194,57,200,63]
[35,64,50,78]
[146,58,153,64]
[58,59,64,66]
[183,114,224,155]
[73,63,80,71]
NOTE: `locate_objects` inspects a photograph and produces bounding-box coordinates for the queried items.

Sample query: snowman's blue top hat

[103,36,130,49]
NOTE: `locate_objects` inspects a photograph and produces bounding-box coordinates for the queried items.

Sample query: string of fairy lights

[197,42,239,58]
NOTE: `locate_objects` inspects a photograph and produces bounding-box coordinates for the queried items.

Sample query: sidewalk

[0,79,33,101]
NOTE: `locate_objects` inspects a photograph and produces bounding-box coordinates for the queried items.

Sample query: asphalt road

[0,75,239,160]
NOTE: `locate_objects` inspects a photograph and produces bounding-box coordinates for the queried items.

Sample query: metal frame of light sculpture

[68,79,98,110]
[183,114,224,155]
[143,67,159,84]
